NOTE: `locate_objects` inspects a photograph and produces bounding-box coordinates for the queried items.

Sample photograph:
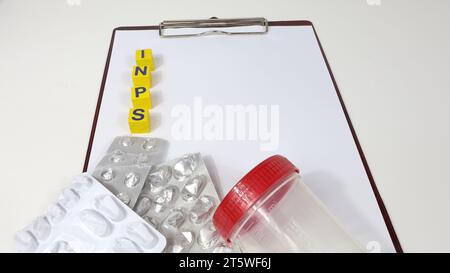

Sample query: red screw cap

[213,155,299,242]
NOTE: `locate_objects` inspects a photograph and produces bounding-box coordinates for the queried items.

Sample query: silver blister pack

[14,174,166,253]
[96,137,167,168]
[93,136,168,209]
[134,153,234,253]
[92,164,150,208]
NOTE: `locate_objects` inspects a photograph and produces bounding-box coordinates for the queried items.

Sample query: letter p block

[131,86,152,109]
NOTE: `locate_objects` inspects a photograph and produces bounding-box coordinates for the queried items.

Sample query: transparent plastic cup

[213,155,363,253]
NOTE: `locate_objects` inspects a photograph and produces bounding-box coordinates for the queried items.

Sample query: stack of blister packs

[92,137,168,209]
[15,136,235,253]
[134,153,232,253]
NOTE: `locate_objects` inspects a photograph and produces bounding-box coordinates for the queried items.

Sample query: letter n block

[132,65,152,87]
[128,108,150,134]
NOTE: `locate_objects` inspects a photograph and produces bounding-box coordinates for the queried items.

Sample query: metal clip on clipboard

[159,17,268,38]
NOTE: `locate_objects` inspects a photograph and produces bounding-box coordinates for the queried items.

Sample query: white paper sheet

[86,25,396,252]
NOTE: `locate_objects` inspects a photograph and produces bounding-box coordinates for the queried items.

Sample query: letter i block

[132,65,152,87]
[131,86,152,109]
[135,49,154,71]
[128,108,151,134]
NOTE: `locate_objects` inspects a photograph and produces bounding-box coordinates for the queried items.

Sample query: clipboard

[82,18,402,252]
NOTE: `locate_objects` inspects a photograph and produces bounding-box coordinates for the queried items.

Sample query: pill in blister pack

[134,153,235,253]
[93,136,167,208]
[14,174,166,253]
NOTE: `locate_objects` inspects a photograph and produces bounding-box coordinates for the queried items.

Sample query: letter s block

[135,49,154,71]
[132,65,152,87]
[131,86,152,109]
[128,108,151,134]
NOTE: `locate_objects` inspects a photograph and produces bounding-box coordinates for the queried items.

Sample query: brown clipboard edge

[82,20,403,253]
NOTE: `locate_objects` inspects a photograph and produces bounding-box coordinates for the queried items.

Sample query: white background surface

[0,0,449,252]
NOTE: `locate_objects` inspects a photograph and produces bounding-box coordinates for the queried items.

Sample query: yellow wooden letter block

[135,49,154,71]
[132,65,152,87]
[128,108,151,134]
[131,86,152,109]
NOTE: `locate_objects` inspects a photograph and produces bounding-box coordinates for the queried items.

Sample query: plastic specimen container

[213,155,363,253]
